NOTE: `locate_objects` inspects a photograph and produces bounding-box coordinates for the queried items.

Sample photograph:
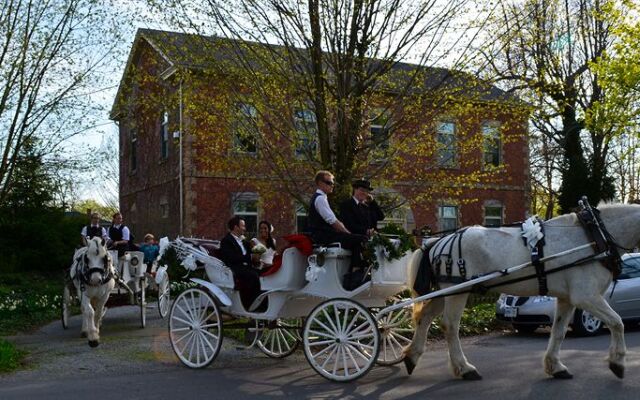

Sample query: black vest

[86,225,103,239]
[308,192,333,234]
[109,225,124,241]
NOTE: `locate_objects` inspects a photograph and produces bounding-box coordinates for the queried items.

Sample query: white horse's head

[84,237,112,286]
[596,204,640,252]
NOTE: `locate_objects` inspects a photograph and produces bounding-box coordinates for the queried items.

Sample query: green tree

[481,0,628,213]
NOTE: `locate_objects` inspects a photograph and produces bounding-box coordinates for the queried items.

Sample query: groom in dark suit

[219,216,261,310]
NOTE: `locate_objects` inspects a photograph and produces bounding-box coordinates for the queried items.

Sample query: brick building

[110,29,530,241]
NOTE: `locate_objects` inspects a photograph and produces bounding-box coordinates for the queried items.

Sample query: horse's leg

[403,298,445,375]
[575,296,626,379]
[82,295,100,347]
[543,298,575,379]
[441,293,480,380]
[94,291,109,331]
[80,294,88,338]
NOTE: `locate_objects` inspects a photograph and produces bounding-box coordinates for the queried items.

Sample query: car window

[620,256,640,279]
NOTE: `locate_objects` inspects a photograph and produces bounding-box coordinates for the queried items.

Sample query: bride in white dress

[251,220,277,269]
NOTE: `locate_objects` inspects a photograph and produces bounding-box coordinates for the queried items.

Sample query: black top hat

[352,179,373,191]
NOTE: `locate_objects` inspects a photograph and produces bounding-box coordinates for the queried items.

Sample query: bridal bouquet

[251,243,267,255]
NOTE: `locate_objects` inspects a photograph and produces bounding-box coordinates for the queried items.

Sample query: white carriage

[165,237,415,382]
[62,249,171,330]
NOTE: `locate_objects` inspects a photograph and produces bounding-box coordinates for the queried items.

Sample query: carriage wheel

[375,299,414,366]
[303,298,379,382]
[61,284,72,330]
[139,277,146,328]
[169,288,223,368]
[157,277,170,319]
[257,318,301,358]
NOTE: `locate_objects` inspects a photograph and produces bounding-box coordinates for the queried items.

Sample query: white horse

[404,203,640,380]
[70,237,115,347]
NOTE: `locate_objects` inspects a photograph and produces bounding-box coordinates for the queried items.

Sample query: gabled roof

[110,28,521,119]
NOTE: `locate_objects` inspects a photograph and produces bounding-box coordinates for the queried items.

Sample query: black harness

[72,251,113,291]
[412,197,622,297]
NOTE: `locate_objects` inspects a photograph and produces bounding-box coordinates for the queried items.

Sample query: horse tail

[407,248,424,294]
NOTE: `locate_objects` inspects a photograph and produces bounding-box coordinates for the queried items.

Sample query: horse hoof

[88,340,99,348]
[404,357,416,375]
[462,370,482,380]
[552,370,573,379]
[80,332,87,338]
[609,362,624,379]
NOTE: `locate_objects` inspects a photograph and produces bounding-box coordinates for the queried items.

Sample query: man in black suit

[339,179,384,236]
[219,216,261,310]
[338,179,384,289]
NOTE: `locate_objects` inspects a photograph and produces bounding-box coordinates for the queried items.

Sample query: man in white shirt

[108,212,133,258]
[80,212,109,246]
[307,170,368,289]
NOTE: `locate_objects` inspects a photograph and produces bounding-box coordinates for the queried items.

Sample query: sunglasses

[323,180,335,186]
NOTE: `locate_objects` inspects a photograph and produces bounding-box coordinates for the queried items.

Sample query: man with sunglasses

[308,170,368,289]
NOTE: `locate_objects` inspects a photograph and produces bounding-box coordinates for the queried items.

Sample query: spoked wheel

[257,318,302,358]
[61,284,73,330]
[169,288,223,368]
[157,276,170,319]
[139,277,146,328]
[375,299,414,366]
[303,298,380,382]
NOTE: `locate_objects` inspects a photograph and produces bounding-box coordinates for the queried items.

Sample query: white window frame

[370,108,391,153]
[436,120,457,167]
[482,122,501,168]
[159,196,169,219]
[161,111,169,159]
[294,201,309,233]
[483,204,503,227]
[232,192,259,236]
[438,205,458,232]
[130,129,138,172]
[294,109,317,158]
[233,103,258,154]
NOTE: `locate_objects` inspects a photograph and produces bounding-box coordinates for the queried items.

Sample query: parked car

[496,253,640,336]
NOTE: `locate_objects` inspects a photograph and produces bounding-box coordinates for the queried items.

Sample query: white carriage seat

[260,247,307,291]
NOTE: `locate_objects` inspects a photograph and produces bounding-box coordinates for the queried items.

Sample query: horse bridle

[79,249,113,288]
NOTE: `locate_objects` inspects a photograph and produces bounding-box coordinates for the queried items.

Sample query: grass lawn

[0,272,64,373]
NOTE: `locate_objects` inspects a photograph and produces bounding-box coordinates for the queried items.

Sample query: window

[294,109,317,158]
[233,103,258,153]
[436,121,456,167]
[482,122,501,167]
[438,205,458,232]
[484,205,503,227]
[130,129,138,172]
[161,111,169,159]
[160,196,169,219]
[232,192,258,237]
[370,109,390,152]
[621,256,640,279]
[295,201,308,233]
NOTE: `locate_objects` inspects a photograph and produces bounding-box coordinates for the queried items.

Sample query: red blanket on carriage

[260,234,313,277]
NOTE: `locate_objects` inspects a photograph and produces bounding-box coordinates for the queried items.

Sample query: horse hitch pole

[375,242,596,321]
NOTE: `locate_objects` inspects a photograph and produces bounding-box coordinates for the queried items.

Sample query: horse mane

[543,203,638,227]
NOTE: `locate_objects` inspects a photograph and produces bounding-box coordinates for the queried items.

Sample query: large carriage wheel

[61,284,73,330]
[257,318,301,358]
[303,298,379,382]
[375,298,414,366]
[169,288,223,368]
[157,276,171,319]
[139,277,146,328]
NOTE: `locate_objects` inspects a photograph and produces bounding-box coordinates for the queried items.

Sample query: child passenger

[139,233,160,270]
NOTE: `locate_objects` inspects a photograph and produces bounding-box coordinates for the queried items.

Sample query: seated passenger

[219,216,262,310]
[251,220,277,270]
[307,170,368,290]
[108,212,136,258]
[80,212,109,247]
[139,233,160,271]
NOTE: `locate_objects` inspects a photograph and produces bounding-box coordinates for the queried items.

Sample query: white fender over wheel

[257,318,301,358]
[376,300,414,366]
[303,298,380,382]
[169,288,223,368]
[139,278,146,328]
